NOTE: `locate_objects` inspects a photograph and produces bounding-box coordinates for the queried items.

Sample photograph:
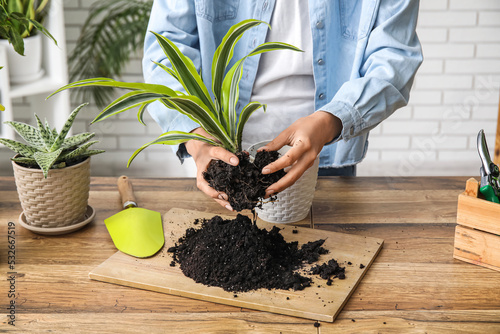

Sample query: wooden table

[1,176,500,333]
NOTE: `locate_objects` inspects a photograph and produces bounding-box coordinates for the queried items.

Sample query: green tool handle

[479,185,500,204]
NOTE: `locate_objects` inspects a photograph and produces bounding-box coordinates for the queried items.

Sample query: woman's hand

[258,111,342,197]
[185,128,239,211]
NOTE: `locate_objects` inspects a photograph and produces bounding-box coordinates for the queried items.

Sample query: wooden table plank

[2,176,499,333]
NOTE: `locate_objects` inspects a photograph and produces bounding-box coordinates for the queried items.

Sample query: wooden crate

[454,178,500,272]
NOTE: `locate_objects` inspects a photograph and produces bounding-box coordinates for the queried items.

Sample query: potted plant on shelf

[0,103,105,234]
[50,19,316,218]
[0,0,57,83]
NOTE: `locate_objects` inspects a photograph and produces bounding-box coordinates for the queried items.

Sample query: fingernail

[230,157,238,166]
[262,168,271,174]
[218,193,228,201]
[225,204,233,211]
[265,189,274,197]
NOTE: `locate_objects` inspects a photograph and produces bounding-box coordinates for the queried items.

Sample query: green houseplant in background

[0,0,56,109]
[68,0,153,108]
[0,0,57,84]
[0,0,56,55]
[0,103,104,233]
[50,19,301,211]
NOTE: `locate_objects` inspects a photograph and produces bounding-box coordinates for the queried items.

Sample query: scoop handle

[117,175,138,208]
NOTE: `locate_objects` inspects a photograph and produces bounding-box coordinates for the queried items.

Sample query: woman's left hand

[258,111,342,197]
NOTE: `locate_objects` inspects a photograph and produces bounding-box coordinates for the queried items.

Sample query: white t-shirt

[242,0,316,150]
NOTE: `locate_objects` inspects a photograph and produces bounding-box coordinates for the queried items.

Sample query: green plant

[0,103,105,178]
[0,0,57,55]
[49,19,301,166]
[68,0,153,108]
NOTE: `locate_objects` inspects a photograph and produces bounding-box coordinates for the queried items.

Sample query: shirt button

[318,59,325,65]
[263,1,268,10]
[350,126,355,136]
[316,21,324,29]
[318,93,325,100]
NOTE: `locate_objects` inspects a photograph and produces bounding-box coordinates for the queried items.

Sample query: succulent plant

[0,103,104,178]
[49,19,302,166]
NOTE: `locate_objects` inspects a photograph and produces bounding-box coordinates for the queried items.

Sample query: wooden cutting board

[89,208,383,322]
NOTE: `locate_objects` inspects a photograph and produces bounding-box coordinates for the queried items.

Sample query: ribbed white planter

[247,141,319,224]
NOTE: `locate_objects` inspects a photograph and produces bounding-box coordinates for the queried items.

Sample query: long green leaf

[137,102,152,126]
[58,140,99,162]
[211,19,267,111]
[92,91,169,124]
[127,131,219,167]
[11,156,37,167]
[152,60,179,81]
[0,138,37,158]
[28,19,57,45]
[221,42,303,142]
[61,133,95,150]
[50,103,88,151]
[34,148,63,178]
[236,102,266,150]
[76,149,106,160]
[152,32,216,116]
[4,121,45,149]
[34,114,52,149]
[165,96,236,151]
[47,78,175,99]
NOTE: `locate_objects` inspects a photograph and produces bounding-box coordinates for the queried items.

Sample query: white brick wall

[358,0,500,177]
[1,0,499,178]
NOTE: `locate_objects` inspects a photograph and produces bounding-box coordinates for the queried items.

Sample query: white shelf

[9,75,67,98]
[0,1,70,138]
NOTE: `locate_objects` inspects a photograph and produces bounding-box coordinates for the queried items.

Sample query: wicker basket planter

[13,157,91,229]
[247,141,319,224]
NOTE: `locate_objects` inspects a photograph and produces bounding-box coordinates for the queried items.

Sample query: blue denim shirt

[143,0,422,167]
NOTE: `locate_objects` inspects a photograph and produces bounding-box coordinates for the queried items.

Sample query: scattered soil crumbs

[314,321,321,328]
[310,259,346,280]
[168,214,345,293]
[203,151,286,211]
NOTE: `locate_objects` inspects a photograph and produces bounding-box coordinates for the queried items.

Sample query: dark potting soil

[310,259,346,280]
[203,150,286,212]
[168,214,345,293]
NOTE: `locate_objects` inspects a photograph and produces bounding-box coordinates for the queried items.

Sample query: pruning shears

[477,129,500,204]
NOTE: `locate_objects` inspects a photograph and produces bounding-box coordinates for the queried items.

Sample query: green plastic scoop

[104,176,164,258]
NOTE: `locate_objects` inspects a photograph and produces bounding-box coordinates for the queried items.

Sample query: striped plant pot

[12,157,91,228]
[247,141,319,224]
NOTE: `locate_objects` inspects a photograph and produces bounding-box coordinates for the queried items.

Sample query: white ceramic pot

[247,141,319,224]
[0,33,44,84]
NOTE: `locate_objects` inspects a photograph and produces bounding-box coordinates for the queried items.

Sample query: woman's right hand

[184,127,239,211]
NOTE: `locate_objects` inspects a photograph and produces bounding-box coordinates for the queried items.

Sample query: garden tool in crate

[477,129,500,204]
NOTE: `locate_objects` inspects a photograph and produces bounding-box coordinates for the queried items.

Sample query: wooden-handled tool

[104,176,165,258]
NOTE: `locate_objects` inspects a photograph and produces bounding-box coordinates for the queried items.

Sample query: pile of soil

[168,214,345,293]
[203,150,286,211]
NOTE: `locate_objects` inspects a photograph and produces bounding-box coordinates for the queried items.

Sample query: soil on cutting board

[203,150,286,212]
[168,214,346,293]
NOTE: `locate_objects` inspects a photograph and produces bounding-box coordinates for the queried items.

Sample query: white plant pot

[247,141,319,224]
[0,33,44,84]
